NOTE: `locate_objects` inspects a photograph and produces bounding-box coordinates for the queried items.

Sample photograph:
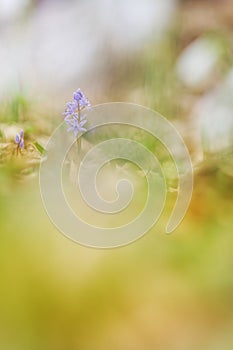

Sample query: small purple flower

[73,89,83,101]
[73,88,91,110]
[63,100,78,118]
[67,118,87,136]
[63,88,91,137]
[15,129,24,150]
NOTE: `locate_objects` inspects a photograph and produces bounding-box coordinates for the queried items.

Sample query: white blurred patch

[176,37,221,88]
[0,0,176,99]
[191,68,233,155]
[0,0,30,21]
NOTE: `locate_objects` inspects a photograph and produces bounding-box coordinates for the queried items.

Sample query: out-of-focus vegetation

[0,0,233,349]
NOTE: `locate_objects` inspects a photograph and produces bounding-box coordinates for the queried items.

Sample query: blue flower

[73,88,91,110]
[66,118,87,136]
[63,88,91,137]
[15,130,24,149]
[63,100,78,118]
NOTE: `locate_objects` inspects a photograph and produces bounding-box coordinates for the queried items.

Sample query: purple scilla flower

[15,130,24,149]
[66,118,87,136]
[63,88,91,137]
[63,100,78,118]
[73,88,91,110]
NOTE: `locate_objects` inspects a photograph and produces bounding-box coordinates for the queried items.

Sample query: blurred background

[0,0,233,349]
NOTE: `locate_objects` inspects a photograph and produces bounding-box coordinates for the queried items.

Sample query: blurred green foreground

[0,160,233,350]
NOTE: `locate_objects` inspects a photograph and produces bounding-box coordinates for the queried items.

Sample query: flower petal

[15,134,20,143]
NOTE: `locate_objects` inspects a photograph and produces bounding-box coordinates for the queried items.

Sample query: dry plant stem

[16,146,20,156]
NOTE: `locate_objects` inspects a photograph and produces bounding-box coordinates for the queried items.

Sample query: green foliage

[1,93,30,123]
[33,141,46,156]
